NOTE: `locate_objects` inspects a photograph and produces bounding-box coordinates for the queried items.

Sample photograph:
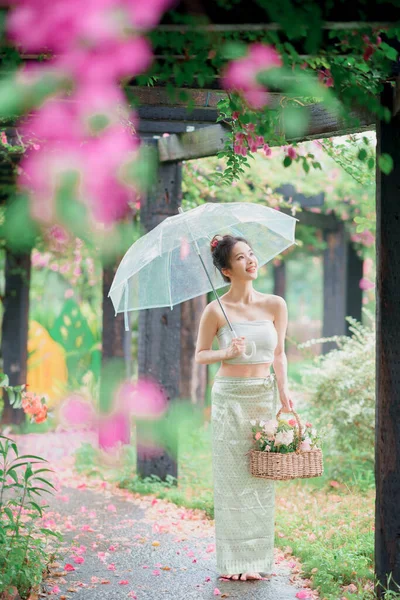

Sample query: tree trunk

[375,80,400,597]
[99,260,130,448]
[0,248,31,425]
[273,260,286,298]
[137,161,182,480]
[180,294,208,406]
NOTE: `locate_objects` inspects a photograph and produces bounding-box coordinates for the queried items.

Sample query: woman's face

[222,241,258,281]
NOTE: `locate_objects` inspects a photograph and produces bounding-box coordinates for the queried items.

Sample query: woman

[195,233,294,582]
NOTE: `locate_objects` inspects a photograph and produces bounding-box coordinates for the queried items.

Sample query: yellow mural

[27,320,68,409]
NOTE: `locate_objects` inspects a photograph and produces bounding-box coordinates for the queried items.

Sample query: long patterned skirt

[211,373,278,574]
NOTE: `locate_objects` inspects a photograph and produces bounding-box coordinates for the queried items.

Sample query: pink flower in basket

[300,439,312,452]
[255,432,262,441]
[288,418,297,427]
[263,419,278,436]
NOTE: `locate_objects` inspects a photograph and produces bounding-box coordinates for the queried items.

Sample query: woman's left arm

[272,296,294,412]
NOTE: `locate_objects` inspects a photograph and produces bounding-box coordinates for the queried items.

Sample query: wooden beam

[156,22,394,33]
[132,87,225,109]
[157,123,229,162]
[137,120,210,135]
[280,207,339,230]
[137,105,218,123]
[157,101,375,162]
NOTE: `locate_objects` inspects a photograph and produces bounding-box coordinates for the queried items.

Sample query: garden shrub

[0,435,62,598]
[299,309,375,461]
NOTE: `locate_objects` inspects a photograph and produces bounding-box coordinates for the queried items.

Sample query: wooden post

[322,222,363,352]
[137,160,182,480]
[375,80,400,597]
[0,248,31,425]
[346,241,363,330]
[180,295,208,406]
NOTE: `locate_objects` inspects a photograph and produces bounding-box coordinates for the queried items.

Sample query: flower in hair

[211,239,219,248]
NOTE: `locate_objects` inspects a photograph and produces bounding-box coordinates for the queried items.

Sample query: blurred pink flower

[57,37,153,84]
[59,394,96,427]
[222,43,282,109]
[64,288,74,298]
[359,277,375,291]
[351,230,375,247]
[115,377,167,419]
[98,411,130,449]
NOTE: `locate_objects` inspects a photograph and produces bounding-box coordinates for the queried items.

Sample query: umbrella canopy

[109,202,298,331]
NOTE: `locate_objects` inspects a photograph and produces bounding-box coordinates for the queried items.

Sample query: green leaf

[283,156,292,168]
[367,157,375,170]
[357,149,367,161]
[378,153,394,174]
[27,501,44,516]
[3,507,14,523]
[32,477,56,490]
[7,468,18,484]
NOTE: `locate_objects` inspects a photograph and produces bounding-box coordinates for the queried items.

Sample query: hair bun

[210,235,223,250]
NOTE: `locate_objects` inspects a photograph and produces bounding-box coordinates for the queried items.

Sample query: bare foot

[239,572,262,580]
[221,572,262,581]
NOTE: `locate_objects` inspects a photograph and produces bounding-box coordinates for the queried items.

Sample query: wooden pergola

[0,4,399,596]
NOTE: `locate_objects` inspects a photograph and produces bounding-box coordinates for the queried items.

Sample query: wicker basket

[248,407,324,481]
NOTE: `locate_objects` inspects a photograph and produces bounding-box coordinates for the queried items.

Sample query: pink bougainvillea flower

[57,37,153,84]
[295,591,313,599]
[64,563,76,572]
[81,125,139,224]
[20,99,81,144]
[19,141,84,224]
[59,394,96,428]
[98,412,130,449]
[263,143,272,157]
[223,43,282,109]
[115,377,167,419]
[286,145,297,160]
[359,277,375,291]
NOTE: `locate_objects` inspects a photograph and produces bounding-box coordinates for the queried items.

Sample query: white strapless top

[215,320,278,364]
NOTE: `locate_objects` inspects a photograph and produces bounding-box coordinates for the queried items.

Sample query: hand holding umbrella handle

[242,340,257,359]
[231,329,256,360]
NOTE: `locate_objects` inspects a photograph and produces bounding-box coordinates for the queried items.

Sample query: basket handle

[275,407,303,454]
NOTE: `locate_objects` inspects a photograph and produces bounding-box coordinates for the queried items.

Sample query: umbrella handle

[242,341,256,359]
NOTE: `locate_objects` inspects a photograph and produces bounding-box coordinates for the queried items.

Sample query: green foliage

[299,309,375,461]
[0,373,25,411]
[0,434,62,598]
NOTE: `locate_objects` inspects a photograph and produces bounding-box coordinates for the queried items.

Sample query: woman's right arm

[195,305,228,365]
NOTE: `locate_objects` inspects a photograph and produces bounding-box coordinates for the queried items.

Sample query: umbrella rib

[167,249,173,309]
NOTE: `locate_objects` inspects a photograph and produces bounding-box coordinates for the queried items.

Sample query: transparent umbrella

[109,202,298,359]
